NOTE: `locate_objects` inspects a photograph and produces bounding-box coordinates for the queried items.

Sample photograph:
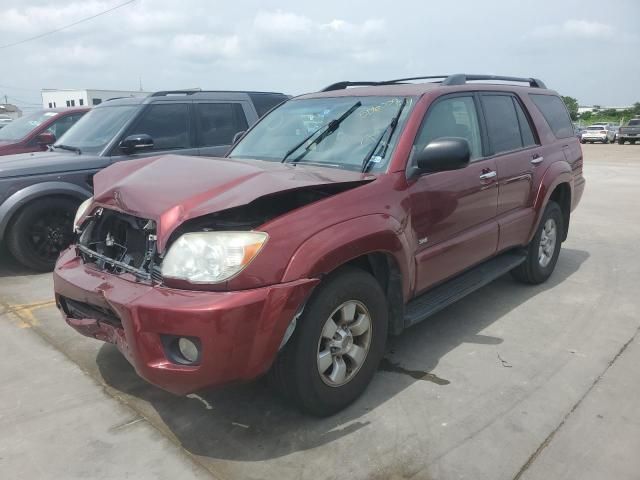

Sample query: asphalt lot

[1,143,639,480]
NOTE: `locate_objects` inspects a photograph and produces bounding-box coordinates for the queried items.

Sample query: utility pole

[2,94,7,105]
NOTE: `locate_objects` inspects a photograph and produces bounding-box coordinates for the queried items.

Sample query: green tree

[633,102,640,116]
[601,108,617,117]
[580,111,593,121]
[562,96,579,120]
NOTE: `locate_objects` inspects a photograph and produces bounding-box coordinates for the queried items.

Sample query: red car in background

[0,108,88,156]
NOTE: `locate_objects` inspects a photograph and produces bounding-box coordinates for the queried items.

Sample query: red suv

[54,74,585,416]
[0,108,88,156]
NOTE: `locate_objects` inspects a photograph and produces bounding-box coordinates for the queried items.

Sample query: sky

[1,0,639,112]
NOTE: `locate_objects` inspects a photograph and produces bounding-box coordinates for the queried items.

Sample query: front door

[408,94,498,294]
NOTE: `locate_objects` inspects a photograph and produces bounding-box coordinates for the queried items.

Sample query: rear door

[479,93,541,250]
[194,101,251,157]
[408,93,499,293]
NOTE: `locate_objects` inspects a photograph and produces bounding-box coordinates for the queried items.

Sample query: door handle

[479,171,497,180]
[531,156,544,165]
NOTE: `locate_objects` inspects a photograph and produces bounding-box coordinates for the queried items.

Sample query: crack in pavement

[512,324,640,480]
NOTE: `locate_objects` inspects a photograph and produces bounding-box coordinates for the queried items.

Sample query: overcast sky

[1,0,639,111]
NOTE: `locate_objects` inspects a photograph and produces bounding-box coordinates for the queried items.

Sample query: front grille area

[59,296,122,327]
[78,208,158,281]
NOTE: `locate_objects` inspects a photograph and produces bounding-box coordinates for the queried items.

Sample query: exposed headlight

[161,231,268,284]
[73,197,93,232]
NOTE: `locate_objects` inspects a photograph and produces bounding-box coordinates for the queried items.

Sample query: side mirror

[36,131,56,146]
[119,134,154,154]
[232,130,246,145]
[414,137,471,173]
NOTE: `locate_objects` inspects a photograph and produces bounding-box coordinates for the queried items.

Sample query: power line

[0,0,136,50]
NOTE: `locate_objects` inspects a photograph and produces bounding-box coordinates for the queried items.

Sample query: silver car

[581,124,616,144]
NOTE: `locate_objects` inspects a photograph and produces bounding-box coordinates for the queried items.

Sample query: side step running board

[404,251,526,328]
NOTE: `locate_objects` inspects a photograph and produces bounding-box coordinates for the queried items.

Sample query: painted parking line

[0,299,56,328]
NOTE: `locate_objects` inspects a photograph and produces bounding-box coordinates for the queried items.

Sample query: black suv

[0,90,288,271]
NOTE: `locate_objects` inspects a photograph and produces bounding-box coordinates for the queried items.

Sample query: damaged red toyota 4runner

[54,74,585,416]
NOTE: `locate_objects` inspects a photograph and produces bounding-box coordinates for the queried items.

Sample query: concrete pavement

[0,143,639,479]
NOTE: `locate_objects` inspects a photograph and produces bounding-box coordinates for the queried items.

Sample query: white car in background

[580,124,616,144]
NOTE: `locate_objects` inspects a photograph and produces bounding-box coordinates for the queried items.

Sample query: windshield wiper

[361,98,408,173]
[281,101,362,164]
[54,144,82,155]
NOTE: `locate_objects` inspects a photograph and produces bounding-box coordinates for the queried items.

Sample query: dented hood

[93,154,373,251]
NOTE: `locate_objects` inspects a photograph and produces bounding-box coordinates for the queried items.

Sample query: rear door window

[513,99,537,147]
[130,103,190,150]
[481,95,523,154]
[195,103,249,147]
[529,94,574,139]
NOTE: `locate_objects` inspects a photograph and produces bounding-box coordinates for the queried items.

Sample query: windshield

[55,105,138,154]
[0,110,58,141]
[228,96,415,171]
[587,126,606,130]
[628,120,640,126]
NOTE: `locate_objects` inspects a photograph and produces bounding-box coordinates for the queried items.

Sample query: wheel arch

[528,163,573,244]
[281,214,413,337]
[0,182,91,242]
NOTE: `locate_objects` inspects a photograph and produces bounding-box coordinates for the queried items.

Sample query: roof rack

[320,74,547,92]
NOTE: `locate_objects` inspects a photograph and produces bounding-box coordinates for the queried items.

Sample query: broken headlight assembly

[73,196,93,232]
[161,231,268,284]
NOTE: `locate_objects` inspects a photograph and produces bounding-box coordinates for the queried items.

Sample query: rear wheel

[618,138,625,145]
[269,267,388,416]
[603,137,609,144]
[6,197,78,271]
[632,140,637,145]
[512,201,563,285]
[580,139,586,144]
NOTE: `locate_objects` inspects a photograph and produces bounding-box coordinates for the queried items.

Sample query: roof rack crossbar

[321,81,385,92]
[151,90,202,97]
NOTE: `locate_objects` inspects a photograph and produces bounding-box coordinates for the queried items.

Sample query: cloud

[0,1,109,33]
[27,44,108,67]
[171,34,240,60]
[531,19,614,40]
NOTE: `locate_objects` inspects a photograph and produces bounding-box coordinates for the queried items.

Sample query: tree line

[561,96,640,125]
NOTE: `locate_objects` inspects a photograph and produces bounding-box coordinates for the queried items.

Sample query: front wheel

[618,138,625,145]
[6,197,78,271]
[512,201,564,285]
[269,267,388,416]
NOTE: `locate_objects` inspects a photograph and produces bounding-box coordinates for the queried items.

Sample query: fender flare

[281,213,414,300]
[0,181,91,241]
[527,162,573,243]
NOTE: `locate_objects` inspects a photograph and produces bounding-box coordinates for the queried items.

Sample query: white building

[41,89,149,109]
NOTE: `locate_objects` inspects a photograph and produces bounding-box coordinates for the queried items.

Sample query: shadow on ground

[97,248,589,462]
[0,246,35,278]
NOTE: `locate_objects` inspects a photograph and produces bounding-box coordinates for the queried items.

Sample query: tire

[269,266,388,416]
[632,140,637,145]
[603,137,609,144]
[6,197,78,272]
[618,138,625,145]
[580,139,586,144]
[512,201,564,285]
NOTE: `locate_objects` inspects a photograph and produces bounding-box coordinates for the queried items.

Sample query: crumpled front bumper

[53,248,318,395]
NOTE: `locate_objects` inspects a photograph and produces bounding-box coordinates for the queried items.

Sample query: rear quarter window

[248,93,289,117]
[529,94,574,139]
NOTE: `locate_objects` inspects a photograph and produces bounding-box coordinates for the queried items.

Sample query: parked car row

[0,76,585,415]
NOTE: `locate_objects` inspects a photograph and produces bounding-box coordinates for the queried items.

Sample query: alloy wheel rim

[538,218,557,268]
[27,209,73,262]
[317,300,372,387]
